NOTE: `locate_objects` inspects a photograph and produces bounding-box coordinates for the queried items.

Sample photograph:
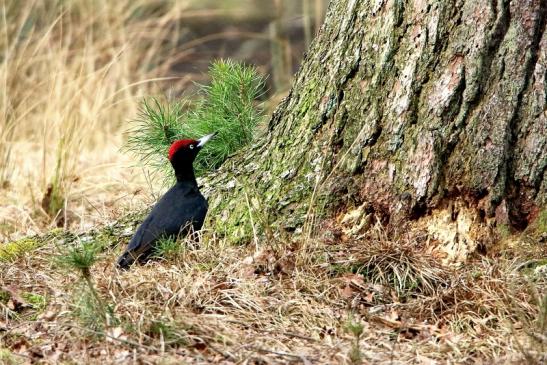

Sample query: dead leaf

[2,285,29,312]
[340,284,354,299]
[340,273,365,286]
[386,308,400,322]
[39,310,57,321]
[212,281,234,291]
[106,326,127,343]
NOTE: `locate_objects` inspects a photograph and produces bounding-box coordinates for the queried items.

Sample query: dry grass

[1,1,545,364]
[0,0,189,241]
[1,219,545,364]
[0,0,323,242]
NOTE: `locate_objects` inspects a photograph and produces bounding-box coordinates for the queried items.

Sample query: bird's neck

[174,165,198,186]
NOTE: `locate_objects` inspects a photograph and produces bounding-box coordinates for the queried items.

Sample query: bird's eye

[189,144,194,149]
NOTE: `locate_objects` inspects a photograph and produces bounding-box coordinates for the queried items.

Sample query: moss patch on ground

[0,238,40,262]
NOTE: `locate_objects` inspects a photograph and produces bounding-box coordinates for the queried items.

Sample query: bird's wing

[123,213,167,258]
[124,196,206,254]
[118,185,208,269]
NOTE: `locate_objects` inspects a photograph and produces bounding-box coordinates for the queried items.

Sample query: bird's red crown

[168,139,196,160]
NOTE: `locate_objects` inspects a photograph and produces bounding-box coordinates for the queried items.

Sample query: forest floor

[1,210,545,364]
[1,2,545,361]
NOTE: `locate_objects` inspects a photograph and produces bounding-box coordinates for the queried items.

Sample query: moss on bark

[203,0,547,244]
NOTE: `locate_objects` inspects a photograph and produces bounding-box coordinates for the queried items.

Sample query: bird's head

[168,132,217,168]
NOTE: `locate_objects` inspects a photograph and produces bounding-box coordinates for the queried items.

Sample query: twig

[61,322,159,353]
[225,319,317,342]
[514,259,544,272]
[254,347,312,364]
[58,322,237,361]
[202,339,237,361]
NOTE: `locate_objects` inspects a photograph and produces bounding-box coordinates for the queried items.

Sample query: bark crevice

[504,1,547,227]
[204,0,547,250]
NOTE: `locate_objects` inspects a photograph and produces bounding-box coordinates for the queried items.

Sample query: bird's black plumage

[117,133,216,269]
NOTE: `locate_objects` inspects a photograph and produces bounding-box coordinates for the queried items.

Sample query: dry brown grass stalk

[1,218,544,363]
[1,0,190,241]
[0,0,328,243]
[1,1,542,364]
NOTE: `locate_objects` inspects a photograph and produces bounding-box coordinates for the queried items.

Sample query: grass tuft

[71,284,110,332]
[55,240,114,330]
[152,236,186,262]
[345,317,364,364]
[56,242,101,278]
[0,349,20,365]
[21,292,47,312]
[338,227,450,299]
[147,319,189,347]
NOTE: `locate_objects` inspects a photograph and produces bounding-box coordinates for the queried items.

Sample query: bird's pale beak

[197,132,217,147]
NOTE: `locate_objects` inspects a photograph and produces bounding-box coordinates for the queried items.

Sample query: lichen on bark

[202,0,547,248]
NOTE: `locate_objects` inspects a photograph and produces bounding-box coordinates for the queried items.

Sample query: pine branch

[125,59,266,184]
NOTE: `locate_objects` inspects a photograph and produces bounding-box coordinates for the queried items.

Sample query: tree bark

[203,0,546,261]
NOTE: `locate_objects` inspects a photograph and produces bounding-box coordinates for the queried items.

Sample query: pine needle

[125,59,266,184]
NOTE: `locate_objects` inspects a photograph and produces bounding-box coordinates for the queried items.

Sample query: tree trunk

[204,0,546,262]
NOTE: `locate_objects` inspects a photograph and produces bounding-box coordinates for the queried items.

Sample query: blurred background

[0,0,328,242]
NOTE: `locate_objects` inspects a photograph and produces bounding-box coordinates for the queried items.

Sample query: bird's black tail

[116,251,135,270]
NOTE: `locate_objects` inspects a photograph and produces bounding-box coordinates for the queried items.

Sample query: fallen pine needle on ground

[1,217,545,364]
